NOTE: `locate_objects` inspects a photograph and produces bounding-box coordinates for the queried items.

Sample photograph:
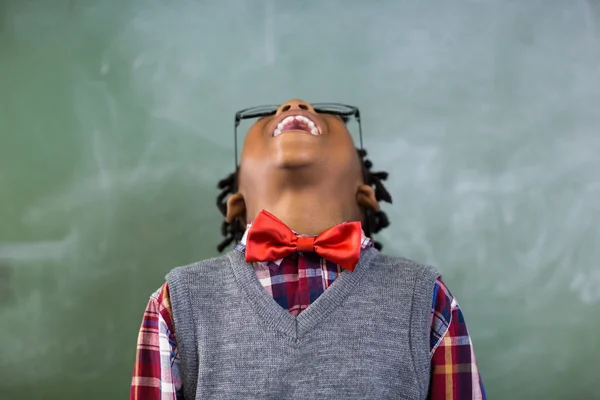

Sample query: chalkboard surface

[1,1,599,399]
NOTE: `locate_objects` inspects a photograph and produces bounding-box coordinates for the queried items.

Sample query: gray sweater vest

[167,247,440,400]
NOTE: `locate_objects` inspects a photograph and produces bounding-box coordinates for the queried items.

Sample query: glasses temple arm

[355,110,363,150]
[234,117,240,172]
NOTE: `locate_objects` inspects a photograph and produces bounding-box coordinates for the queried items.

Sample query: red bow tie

[245,210,363,272]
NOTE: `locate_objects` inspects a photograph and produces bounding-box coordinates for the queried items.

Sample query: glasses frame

[233,102,363,170]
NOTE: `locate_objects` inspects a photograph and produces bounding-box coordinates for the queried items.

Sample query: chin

[273,144,320,169]
[275,155,318,169]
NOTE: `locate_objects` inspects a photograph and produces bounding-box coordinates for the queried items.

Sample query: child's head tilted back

[216,99,392,251]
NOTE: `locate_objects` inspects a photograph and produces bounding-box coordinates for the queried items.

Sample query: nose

[276,99,315,115]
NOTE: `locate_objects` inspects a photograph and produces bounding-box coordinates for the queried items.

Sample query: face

[238,99,363,189]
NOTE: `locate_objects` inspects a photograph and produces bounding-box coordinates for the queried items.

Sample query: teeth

[273,114,320,136]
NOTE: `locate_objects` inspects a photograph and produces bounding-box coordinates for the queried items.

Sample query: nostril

[281,105,291,112]
[298,104,309,110]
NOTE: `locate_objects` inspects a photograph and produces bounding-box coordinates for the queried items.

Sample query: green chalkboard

[1,0,599,399]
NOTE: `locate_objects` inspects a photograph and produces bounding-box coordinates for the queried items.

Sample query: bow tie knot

[245,210,363,271]
[296,236,316,253]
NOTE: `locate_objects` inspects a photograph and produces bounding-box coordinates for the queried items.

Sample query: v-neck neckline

[228,248,378,341]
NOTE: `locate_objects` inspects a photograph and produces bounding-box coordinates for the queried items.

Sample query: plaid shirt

[131,228,485,400]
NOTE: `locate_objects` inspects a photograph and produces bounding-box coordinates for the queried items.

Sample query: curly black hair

[216,148,392,252]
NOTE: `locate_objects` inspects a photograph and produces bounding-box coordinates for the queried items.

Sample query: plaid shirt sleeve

[429,278,486,400]
[130,283,183,400]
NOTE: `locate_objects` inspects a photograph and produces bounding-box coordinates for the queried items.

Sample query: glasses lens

[237,105,278,120]
[312,103,357,116]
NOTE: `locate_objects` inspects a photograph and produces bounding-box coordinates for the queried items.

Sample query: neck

[244,181,363,236]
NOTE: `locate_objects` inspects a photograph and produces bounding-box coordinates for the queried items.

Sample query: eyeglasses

[233,102,363,169]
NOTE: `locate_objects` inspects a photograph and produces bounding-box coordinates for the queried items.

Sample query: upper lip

[271,110,322,136]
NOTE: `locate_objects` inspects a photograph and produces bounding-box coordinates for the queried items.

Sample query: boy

[130,99,485,399]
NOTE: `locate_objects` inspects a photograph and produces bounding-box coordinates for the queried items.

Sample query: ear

[356,185,380,213]
[225,193,246,223]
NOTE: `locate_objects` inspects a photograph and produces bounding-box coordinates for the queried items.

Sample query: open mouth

[273,115,321,137]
